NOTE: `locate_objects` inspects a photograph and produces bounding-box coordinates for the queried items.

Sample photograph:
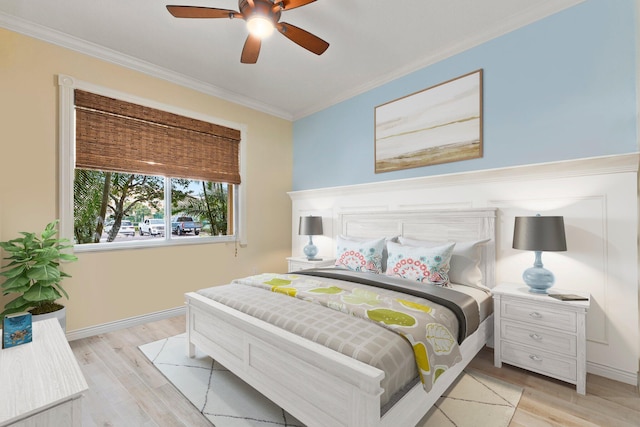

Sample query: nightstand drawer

[501,341,577,383]
[501,321,576,357]
[287,257,336,273]
[501,299,577,332]
[288,261,311,272]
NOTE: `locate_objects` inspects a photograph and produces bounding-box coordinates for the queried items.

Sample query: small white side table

[0,318,88,426]
[492,283,590,394]
[287,257,335,273]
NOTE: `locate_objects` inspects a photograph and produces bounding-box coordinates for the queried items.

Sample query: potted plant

[0,220,78,331]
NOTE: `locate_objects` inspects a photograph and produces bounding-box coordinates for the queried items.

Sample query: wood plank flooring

[70,316,640,427]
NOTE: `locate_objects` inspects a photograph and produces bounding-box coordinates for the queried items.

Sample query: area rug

[139,334,522,427]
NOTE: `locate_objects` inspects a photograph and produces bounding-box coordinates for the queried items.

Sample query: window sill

[73,235,237,253]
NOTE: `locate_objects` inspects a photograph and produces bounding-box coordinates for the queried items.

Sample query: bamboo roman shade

[74,90,241,184]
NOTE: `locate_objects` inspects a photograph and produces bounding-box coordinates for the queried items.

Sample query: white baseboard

[65,306,186,342]
[587,361,638,386]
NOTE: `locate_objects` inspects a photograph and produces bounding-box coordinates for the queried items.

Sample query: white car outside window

[118,220,135,237]
[140,219,165,236]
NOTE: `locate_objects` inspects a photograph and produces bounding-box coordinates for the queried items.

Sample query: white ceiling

[0,0,582,120]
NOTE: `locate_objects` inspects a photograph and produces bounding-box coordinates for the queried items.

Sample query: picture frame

[375,69,483,173]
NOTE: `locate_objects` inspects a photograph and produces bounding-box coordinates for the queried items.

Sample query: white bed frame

[185,208,497,427]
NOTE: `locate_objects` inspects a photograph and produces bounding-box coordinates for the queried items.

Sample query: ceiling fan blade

[241,34,261,64]
[278,0,316,10]
[277,22,329,55]
[166,6,241,19]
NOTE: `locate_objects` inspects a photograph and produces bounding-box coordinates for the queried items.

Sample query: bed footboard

[185,292,385,427]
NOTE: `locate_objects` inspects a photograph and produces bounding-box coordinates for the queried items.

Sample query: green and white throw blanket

[233,272,463,392]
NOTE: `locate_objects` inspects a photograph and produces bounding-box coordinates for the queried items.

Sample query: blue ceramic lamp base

[303,236,319,260]
[523,251,555,294]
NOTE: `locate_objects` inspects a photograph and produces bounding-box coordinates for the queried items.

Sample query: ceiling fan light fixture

[168,0,328,63]
[246,15,274,38]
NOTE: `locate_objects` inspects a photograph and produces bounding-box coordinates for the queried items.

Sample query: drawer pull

[529,312,542,319]
[529,354,543,362]
[529,333,542,341]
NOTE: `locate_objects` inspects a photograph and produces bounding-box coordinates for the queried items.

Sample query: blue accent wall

[292,0,637,191]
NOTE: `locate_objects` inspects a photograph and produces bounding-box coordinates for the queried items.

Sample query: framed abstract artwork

[375,69,483,173]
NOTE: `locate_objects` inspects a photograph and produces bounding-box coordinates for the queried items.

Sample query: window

[58,75,247,250]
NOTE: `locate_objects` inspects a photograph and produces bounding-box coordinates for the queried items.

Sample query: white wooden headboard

[337,208,497,288]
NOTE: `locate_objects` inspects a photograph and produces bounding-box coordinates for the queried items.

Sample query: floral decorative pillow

[335,236,386,274]
[399,237,490,290]
[386,241,456,287]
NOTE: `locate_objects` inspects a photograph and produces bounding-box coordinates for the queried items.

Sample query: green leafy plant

[0,220,78,317]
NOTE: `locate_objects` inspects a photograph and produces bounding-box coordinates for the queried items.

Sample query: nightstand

[287,257,335,273]
[0,318,88,426]
[492,283,590,395]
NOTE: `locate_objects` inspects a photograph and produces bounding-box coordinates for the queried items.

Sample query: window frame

[58,74,248,252]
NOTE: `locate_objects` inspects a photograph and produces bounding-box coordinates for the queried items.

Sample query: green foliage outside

[74,170,229,242]
[174,182,229,236]
[74,169,108,244]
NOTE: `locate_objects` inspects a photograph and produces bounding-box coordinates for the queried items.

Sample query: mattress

[196,272,492,409]
[450,283,493,322]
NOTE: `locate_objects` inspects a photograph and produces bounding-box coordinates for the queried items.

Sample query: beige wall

[0,29,293,331]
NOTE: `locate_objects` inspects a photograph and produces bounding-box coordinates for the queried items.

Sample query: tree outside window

[74,170,233,244]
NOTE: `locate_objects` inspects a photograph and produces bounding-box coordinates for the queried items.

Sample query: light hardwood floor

[70,316,640,427]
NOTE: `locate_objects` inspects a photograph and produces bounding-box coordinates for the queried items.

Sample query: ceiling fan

[166,0,329,64]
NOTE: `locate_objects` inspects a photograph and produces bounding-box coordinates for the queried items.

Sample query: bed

[185,208,496,427]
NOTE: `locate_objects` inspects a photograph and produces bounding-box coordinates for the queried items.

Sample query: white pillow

[386,241,455,287]
[398,237,490,290]
[335,235,386,274]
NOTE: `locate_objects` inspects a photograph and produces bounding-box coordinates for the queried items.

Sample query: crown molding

[0,12,293,121]
[293,0,586,120]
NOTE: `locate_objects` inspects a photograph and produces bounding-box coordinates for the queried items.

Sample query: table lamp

[298,216,323,260]
[512,214,567,294]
